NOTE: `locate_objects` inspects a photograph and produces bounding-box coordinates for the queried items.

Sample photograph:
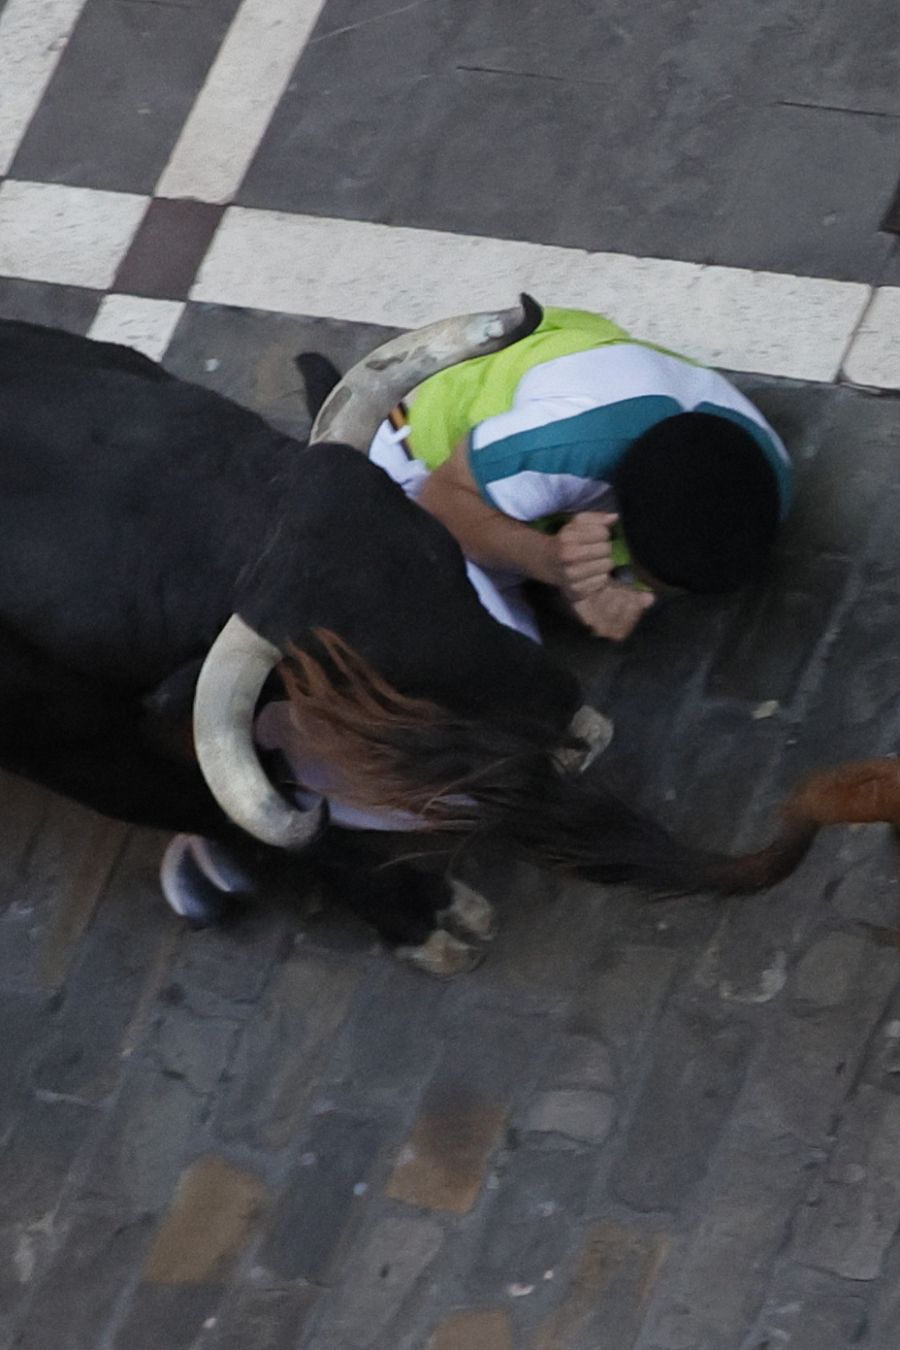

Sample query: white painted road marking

[0,180,147,289]
[841,288,900,390]
[192,208,872,384]
[88,296,186,362]
[0,0,89,175]
[155,0,328,205]
[0,174,893,389]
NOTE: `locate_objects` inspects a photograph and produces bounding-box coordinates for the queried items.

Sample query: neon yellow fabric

[406,307,632,469]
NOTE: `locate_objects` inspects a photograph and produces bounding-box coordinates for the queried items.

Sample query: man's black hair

[614,411,782,594]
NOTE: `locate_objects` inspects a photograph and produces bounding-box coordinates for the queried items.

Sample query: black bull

[0,305,861,972]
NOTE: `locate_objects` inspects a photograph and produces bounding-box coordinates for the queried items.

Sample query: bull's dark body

[0,320,578,846]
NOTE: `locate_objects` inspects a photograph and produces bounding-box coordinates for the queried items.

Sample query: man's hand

[553,511,618,603]
[553,512,655,639]
[418,457,654,640]
[569,581,655,641]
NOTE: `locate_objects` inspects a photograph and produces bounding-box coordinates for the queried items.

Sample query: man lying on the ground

[367,306,792,641]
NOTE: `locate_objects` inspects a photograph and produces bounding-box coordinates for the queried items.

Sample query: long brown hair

[279,629,557,832]
[277,630,826,894]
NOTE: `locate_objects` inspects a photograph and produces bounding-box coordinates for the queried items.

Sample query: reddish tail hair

[278,631,900,897]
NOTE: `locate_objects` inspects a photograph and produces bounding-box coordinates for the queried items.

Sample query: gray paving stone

[736,989,897,1156]
[775,559,900,779]
[611,1001,753,1214]
[30,842,175,1104]
[861,993,900,1098]
[0,799,126,993]
[163,908,287,1014]
[635,1130,809,1350]
[785,388,900,563]
[11,0,243,193]
[729,375,844,476]
[707,102,898,282]
[112,199,225,301]
[238,0,456,220]
[820,830,900,932]
[112,1284,219,1350]
[0,279,100,334]
[656,704,787,853]
[0,1097,94,1331]
[8,1204,155,1350]
[567,945,678,1066]
[163,303,398,442]
[431,1003,557,1101]
[764,0,900,118]
[706,550,852,708]
[201,1286,319,1350]
[0,771,48,916]
[523,1088,615,1144]
[468,864,602,998]
[792,1085,900,1280]
[738,1264,869,1350]
[258,1110,385,1281]
[0,989,46,1132]
[236,0,899,279]
[396,67,635,251]
[304,1214,444,1350]
[546,1033,615,1092]
[85,1015,237,1215]
[866,1233,900,1348]
[693,900,792,1010]
[146,999,241,1098]
[466,1148,596,1299]
[792,932,870,1009]
[879,238,900,285]
[531,1221,670,1350]
[688,838,891,1017]
[9,1001,240,1346]
[320,966,446,1109]
[583,592,737,820]
[215,952,359,1149]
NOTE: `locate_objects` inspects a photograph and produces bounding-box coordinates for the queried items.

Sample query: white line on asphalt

[192,209,873,385]
[0,0,89,175]
[0,175,893,389]
[88,296,187,362]
[154,0,327,204]
[0,181,148,289]
[841,288,900,389]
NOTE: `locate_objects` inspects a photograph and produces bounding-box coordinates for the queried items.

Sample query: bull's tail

[518,757,900,897]
[295,352,342,420]
[278,630,900,898]
[708,757,900,892]
[473,764,819,896]
[498,755,900,897]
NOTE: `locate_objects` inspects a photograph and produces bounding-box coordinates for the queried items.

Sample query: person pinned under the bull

[343,305,792,643]
[171,302,796,934]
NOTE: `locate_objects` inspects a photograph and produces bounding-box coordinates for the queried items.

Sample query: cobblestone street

[2,366,900,1348]
[2,0,900,1345]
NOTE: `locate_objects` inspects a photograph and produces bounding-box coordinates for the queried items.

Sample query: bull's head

[192,295,545,850]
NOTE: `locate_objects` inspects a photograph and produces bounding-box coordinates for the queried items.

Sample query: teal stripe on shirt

[469,395,681,504]
[469,394,794,519]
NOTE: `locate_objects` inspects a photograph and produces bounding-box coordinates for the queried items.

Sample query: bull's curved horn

[193,614,326,850]
[309,293,543,449]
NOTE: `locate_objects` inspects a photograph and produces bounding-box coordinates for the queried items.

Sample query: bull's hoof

[396,929,485,978]
[160,834,232,928]
[558,705,614,773]
[437,879,497,943]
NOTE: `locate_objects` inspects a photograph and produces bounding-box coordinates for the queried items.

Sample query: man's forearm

[418,469,560,583]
